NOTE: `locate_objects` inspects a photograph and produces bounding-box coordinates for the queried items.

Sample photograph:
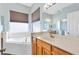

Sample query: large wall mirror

[42,3,79,36]
[42,9,68,35]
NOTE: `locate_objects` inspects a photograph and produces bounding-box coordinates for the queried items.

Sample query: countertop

[33,32,79,55]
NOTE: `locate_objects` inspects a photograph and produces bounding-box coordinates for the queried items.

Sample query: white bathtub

[5,32,31,43]
[3,43,31,55]
[3,32,32,55]
[6,37,27,43]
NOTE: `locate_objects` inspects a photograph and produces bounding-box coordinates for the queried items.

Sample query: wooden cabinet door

[37,39,43,55]
[37,39,52,55]
[41,40,52,55]
[32,37,37,55]
[42,48,51,55]
[37,44,42,55]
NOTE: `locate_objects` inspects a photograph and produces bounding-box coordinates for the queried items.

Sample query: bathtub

[3,43,31,55]
[5,32,31,43]
[3,32,32,55]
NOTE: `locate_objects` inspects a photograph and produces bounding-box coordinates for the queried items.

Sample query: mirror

[42,3,70,35]
[42,13,67,35]
[42,3,79,36]
[42,13,53,32]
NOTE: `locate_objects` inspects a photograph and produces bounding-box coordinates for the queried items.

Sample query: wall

[31,3,44,14]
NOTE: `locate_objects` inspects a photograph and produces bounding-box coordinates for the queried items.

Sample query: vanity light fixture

[44,3,56,10]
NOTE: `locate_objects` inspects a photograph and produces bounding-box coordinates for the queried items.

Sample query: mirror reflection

[42,3,79,36]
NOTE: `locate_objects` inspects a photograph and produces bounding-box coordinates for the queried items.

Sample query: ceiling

[21,3,34,7]
[44,3,73,14]
[21,3,73,15]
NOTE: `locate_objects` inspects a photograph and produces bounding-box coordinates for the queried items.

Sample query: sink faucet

[48,31,55,38]
[49,33,55,38]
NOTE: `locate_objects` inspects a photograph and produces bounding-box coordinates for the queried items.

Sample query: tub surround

[32,32,79,55]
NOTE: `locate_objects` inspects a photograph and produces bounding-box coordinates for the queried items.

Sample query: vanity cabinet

[32,37,71,55]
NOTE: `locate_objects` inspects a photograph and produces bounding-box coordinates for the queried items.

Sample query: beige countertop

[33,32,79,55]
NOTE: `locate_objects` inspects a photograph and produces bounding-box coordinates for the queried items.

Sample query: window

[10,11,28,23]
[7,11,29,42]
[32,8,40,32]
[9,11,29,33]
[32,21,40,32]
[9,22,29,33]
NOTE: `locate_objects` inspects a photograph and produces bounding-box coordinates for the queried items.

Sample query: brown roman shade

[10,11,28,23]
[32,7,40,22]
